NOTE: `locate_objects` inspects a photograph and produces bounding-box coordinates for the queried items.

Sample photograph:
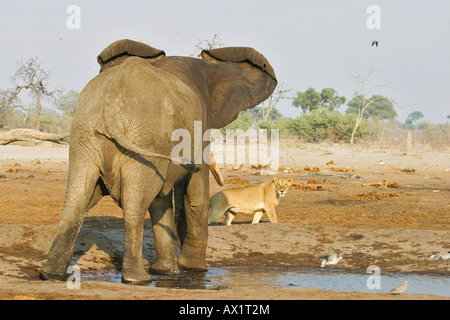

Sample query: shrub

[220,112,253,133]
[258,118,292,135]
[277,110,371,142]
[220,110,371,142]
[39,114,73,134]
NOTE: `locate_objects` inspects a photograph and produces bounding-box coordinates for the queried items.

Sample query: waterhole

[82,266,450,297]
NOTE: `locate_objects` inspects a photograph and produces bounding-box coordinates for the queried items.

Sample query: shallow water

[83,266,450,297]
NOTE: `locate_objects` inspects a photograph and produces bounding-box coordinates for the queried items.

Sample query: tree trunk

[262,107,270,122]
[406,130,413,154]
[350,112,363,144]
[34,91,42,130]
[0,128,69,145]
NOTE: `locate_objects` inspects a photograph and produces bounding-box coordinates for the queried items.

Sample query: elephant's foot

[178,252,208,271]
[39,268,70,281]
[121,260,151,284]
[40,258,71,281]
[150,259,180,275]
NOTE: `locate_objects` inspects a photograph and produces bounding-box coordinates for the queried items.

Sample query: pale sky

[1,0,449,123]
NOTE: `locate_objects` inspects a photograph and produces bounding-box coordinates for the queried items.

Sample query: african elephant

[40,39,277,283]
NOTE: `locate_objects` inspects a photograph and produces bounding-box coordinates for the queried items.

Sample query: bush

[263,110,371,142]
[39,114,73,134]
[220,113,254,133]
[258,118,292,135]
[220,110,371,142]
[0,110,73,133]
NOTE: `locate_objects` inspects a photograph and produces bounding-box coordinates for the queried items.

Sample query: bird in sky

[321,247,343,267]
[372,40,379,47]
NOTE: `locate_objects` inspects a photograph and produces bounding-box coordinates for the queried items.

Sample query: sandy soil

[0,142,449,300]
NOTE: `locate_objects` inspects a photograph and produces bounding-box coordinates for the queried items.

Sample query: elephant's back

[73,56,201,157]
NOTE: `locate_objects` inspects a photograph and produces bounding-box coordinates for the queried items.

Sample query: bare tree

[348,69,390,144]
[191,34,224,57]
[0,88,23,126]
[259,82,292,122]
[13,58,60,130]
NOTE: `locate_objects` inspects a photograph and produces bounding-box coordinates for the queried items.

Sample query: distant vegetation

[0,55,448,151]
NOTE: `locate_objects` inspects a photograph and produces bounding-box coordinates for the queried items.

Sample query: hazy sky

[1,0,449,123]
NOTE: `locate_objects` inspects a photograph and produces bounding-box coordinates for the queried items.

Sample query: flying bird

[372,40,379,47]
[321,247,343,267]
[389,280,408,295]
[430,251,450,262]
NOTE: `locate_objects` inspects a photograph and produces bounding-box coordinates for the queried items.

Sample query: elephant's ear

[201,47,277,128]
[97,39,165,72]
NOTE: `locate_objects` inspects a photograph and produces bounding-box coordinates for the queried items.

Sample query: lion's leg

[252,211,264,224]
[265,206,278,223]
[224,210,236,225]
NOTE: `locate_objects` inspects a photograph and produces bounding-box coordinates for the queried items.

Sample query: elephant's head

[97,39,277,129]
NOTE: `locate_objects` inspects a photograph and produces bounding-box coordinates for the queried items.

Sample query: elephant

[39,39,277,283]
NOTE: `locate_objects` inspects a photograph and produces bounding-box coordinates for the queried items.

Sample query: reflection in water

[82,268,229,290]
[149,269,229,290]
[82,266,450,297]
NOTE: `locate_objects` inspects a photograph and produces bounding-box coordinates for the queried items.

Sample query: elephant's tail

[98,92,198,172]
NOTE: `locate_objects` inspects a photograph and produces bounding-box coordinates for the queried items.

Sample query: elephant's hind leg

[178,166,209,271]
[40,164,101,280]
[149,190,180,275]
[120,167,164,283]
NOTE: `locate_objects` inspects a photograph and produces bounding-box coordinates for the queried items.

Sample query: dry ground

[0,143,449,300]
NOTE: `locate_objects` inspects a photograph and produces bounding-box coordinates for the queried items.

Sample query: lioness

[208,176,293,225]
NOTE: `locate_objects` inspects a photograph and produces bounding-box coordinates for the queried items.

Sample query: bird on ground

[389,280,408,295]
[321,247,343,267]
[372,40,379,47]
[430,251,450,262]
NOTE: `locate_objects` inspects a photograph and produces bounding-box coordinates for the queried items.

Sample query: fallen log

[0,129,69,145]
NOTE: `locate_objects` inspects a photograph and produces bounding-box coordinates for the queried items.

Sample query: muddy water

[83,267,450,297]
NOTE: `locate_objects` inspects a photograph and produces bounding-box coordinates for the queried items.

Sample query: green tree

[292,87,322,113]
[404,111,424,129]
[246,106,283,122]
[221,112,253,132]
[347,69,395,144]
[346,95,397,120]
[319,88,346,111]
[407,111,424,122]
[293,87,346,114]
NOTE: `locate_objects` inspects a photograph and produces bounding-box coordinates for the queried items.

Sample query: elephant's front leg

[178,165,209,271]
[149,190,180,275]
